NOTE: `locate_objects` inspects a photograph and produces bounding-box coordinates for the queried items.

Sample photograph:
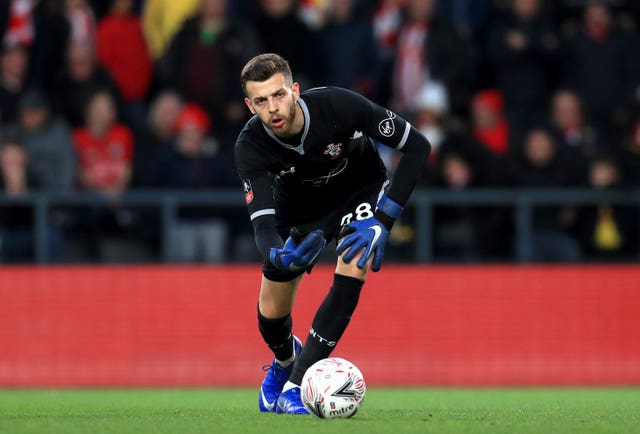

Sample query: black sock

[257,307,294,362]
[289,273,364,385]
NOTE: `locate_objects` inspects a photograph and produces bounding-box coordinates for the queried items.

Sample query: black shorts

[262,179,388,282]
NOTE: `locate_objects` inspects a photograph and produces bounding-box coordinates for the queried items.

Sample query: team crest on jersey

[242,179,253,204]
[378,110,396,137]
[324,142,343,159]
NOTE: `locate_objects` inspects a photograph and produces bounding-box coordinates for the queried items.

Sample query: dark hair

[591,152,620,169]
[18,88,50,112]
[240,53,292,95]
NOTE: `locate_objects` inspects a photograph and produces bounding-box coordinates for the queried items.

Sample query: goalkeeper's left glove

[335,194,403,272]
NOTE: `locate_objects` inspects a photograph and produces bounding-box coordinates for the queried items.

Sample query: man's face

[407,0,435,21]
[590,161,617,189]
[68,43,94,81]
[552,91,581,129]
[244,73,300,137]
[1,47,28,80]
[86,93,116,130]
[177,124,205,157]
[113,0,133,15]
[585,4,611,33]
[262,0,294,18]
[514,0,539,20]
[20,107,49,131]
[525,130,554,167]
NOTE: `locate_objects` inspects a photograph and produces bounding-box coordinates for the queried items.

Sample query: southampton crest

[324,142,343,159]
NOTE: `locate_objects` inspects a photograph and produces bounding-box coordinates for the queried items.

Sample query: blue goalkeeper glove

[270,228,326,271]
[336,194,403,272]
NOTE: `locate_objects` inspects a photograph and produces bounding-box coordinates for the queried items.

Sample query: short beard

[270,97,298,137]
[284,99,297,134]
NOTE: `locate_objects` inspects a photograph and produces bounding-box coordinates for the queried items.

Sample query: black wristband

[374,209,395,231]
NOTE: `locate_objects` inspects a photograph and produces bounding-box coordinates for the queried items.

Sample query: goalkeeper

[234,53,431,414]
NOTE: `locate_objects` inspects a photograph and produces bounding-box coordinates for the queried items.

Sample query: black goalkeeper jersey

[234,86,430,257]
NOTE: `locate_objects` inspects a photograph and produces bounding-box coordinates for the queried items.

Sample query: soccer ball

[301,357,366,419]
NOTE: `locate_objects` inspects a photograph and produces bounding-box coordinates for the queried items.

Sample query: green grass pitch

[1,388,639,434]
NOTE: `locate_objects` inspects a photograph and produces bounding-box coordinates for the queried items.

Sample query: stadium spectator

[573,154,638,260]
[0,137,30,195]
[512,127,586,188]
[410,86,511,188]
[471,89,510,155]
[87,0,138,20]
[430,150,501,261]
[424,116,513,261]
[29,0,73,91]
[392,0,475,116]
[436,0,492,38]
[127,89,184,256]
[73,90,132,193]
[298,0,330,29]
[159,0,260,147]
[132,89,183,187]
[142,0,199,60]
[143,103,237,262]
[372,0,404,105]
[487,0,559,130]
[377,80,450,175]
[1,0,37,49]
[388,84,512,262]
[223,0,253,20]
[510,128,584,262]
[561,1,637,137]
[64,0,96,44]
[0,44,29,125]
[549,89,600,158]
[11,0,99,92]
[14,88,76,191]
[379,81,452,261]
[96,0,152,133]
[52,39,121,127]
[411,81,449,158]
[314,0,378,97]
[252,0,317,90]
[380,81,449,177]
[0,137,34,262]
[0,133,63,262]
[71,89,142,261]
[622,118,640,187]
[553,0,640,41]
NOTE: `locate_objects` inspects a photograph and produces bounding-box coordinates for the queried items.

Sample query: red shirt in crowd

[73,124,134,192]
[472,90,510,155]
[97,13,152,102]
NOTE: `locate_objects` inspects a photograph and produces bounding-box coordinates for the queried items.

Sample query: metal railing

[1,188,639,263]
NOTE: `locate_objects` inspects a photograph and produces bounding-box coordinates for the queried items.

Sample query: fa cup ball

[301,357,366,419]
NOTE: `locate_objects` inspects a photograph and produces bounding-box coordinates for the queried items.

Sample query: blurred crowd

[0,0,639,263]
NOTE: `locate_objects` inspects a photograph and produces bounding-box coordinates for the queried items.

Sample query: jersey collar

[262,98,310,155]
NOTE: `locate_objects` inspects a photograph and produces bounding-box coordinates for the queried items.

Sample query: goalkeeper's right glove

[269,228,326,271]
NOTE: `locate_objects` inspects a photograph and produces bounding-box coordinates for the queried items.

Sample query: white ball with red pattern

[301,357,366,419]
